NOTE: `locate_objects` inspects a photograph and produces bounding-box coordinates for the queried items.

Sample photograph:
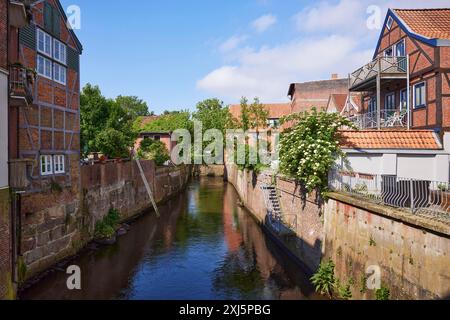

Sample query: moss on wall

[4,273,16,300]
[0,187,10,220]
[0,188,15,300]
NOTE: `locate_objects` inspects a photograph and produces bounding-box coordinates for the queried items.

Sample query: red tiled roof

[229,103,292,120]
[329,94,348,113]
[339,130,442,150]
[394,9,450,40]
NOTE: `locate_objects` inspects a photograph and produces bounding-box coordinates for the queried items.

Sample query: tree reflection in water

[20,178,320,300]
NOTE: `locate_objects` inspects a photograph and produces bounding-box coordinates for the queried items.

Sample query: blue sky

[60,0,449,114]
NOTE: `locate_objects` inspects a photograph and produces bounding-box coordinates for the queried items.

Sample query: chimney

[331,73,339,80]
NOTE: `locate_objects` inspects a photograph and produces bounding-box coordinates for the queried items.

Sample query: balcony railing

[349,56,407,91]
[348,109,407,129]
[9,64,34,107]
[329,170,450,223]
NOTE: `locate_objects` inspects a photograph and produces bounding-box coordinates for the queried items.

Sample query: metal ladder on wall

[260,183,297,236]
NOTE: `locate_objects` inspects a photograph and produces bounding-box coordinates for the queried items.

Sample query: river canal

[20,178,320,300]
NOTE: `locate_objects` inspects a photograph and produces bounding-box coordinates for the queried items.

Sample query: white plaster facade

[338,132,450,183]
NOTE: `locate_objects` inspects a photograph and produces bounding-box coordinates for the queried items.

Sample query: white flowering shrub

[279,108,355,195]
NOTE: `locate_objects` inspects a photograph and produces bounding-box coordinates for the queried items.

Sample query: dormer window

[387,16,394,30]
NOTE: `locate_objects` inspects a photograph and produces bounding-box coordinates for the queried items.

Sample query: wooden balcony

[9,65,34,107]
[9,159,33,190]
[349,56,407,92]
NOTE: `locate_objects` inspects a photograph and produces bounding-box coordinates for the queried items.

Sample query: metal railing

[348,109,407,129]
[9,65,34,105]
[350,56,407,89]
[329,170,450,222]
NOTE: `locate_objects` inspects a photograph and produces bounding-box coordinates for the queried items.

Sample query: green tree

[139,110,193,133]
[80,84,113,155]
[193,98,233,136]
[115,95,150,120]
[80,84,141,158]
[94,127,132,159]
[191,99,236,164]
[248,97,269,142]
[137,139,170,166]
[239,97,251,132]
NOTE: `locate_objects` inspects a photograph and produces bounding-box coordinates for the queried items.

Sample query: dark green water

[20,178,319,300]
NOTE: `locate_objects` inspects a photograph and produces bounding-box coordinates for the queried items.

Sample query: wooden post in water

[134,154,160,218]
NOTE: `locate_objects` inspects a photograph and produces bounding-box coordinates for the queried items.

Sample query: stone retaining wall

[0,187,13,299]
[193,164,225,177]
[225,164,450,299]
[19,161,190,284]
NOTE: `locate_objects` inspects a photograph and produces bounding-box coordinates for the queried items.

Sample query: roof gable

[33,0,82,53]
[373,8,450,59]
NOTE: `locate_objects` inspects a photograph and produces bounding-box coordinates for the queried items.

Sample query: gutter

[342,148,450,155]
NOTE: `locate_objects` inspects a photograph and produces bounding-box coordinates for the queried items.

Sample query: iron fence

[329,170,450,222]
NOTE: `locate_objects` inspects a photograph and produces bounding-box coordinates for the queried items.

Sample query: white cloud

[295,0,450,35]
[197,35,372,102]
[294,0,366,34]
[251,14,277,33]
[219,35,248,53]
[198,0,450,102]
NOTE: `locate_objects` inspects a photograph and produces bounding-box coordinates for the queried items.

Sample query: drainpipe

[407,54,411,130]
[376,73,381,129]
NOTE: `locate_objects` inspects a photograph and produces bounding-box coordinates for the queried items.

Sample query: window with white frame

[53,39,67,65]
[40,155,53,176]
[385,92,395,110]
[400,89,407,111]
[37,55,52,79]
[414,82,426,108]
[37,28,52,57]
[267,118,280,128]
[387,16,394,30]
[36,29,69,86]
[395,39,405,57]
[53,63,67,85]
[53,155,65,174]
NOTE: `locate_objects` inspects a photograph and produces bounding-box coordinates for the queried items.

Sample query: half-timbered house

[7,0,83,280]
[349,9,450,133]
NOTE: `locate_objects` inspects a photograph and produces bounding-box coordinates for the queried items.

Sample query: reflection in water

[20,178,320,300]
